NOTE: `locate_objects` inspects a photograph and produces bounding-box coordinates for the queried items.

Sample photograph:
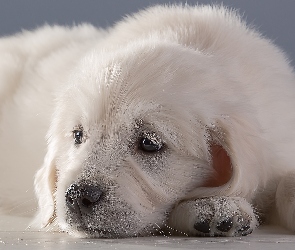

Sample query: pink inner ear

[204,144,233,187]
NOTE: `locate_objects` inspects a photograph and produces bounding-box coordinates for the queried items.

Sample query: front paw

[168,197,259,237]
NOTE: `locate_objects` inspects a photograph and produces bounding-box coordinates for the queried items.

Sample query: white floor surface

[1,215,295,249]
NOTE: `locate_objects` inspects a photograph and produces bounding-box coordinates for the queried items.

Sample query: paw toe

[194,219,211,234]
[216,218,233,232]
[236,219,252,236]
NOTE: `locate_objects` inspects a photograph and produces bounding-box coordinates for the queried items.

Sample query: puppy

[0,5,295,238]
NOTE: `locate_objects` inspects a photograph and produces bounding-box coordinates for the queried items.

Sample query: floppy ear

[31,145,57,228]
[187,112,266,200]
[204,143,233,187]
[184,123,236,200]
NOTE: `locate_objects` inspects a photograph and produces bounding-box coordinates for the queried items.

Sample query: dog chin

[62,204,158,238]
[65,221,155,239]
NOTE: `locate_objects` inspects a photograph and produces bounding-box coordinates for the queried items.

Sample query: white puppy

[1,5,295,238]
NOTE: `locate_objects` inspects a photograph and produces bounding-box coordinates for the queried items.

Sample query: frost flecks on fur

[1,4,295,238]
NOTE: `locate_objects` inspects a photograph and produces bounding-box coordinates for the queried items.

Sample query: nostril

[81,198,93,208]
[65,184,80,213]
[80,185,102,209]
[66,196,78,212]
[67,197,74,205]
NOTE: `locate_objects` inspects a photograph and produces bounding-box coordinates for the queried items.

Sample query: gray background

[0,0,294,65]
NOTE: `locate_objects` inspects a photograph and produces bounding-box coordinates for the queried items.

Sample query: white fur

[0,5,295,237]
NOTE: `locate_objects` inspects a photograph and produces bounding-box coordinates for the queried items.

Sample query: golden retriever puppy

[1,5,295,238]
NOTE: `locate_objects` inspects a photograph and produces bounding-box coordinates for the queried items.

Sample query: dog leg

[168,197,259,237]
[276,172,295,232]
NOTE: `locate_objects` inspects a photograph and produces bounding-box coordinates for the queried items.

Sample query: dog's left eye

[73,129,83,145]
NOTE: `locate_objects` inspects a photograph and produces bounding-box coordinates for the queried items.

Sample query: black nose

[65,183,102,214]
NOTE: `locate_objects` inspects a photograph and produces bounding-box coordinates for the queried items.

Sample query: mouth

[79,226,123,238]
[65,208,162,238]
[70,223,149,239]
[65,218,123,238]
[65,207,147,238]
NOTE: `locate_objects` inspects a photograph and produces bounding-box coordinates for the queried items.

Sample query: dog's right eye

[73,129,83,145]
[138,132,163,153]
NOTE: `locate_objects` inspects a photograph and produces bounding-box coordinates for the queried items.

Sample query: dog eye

[73,129,83,144]
[139,132,163,152]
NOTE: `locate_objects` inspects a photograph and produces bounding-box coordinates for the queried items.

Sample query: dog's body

[1,5,295,237]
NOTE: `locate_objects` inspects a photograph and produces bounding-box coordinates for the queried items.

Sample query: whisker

[163,223,189,237]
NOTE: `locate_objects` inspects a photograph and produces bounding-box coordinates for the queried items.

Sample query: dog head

[33,40,262,237]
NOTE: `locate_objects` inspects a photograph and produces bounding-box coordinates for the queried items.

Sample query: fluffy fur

[0,5,295,238]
